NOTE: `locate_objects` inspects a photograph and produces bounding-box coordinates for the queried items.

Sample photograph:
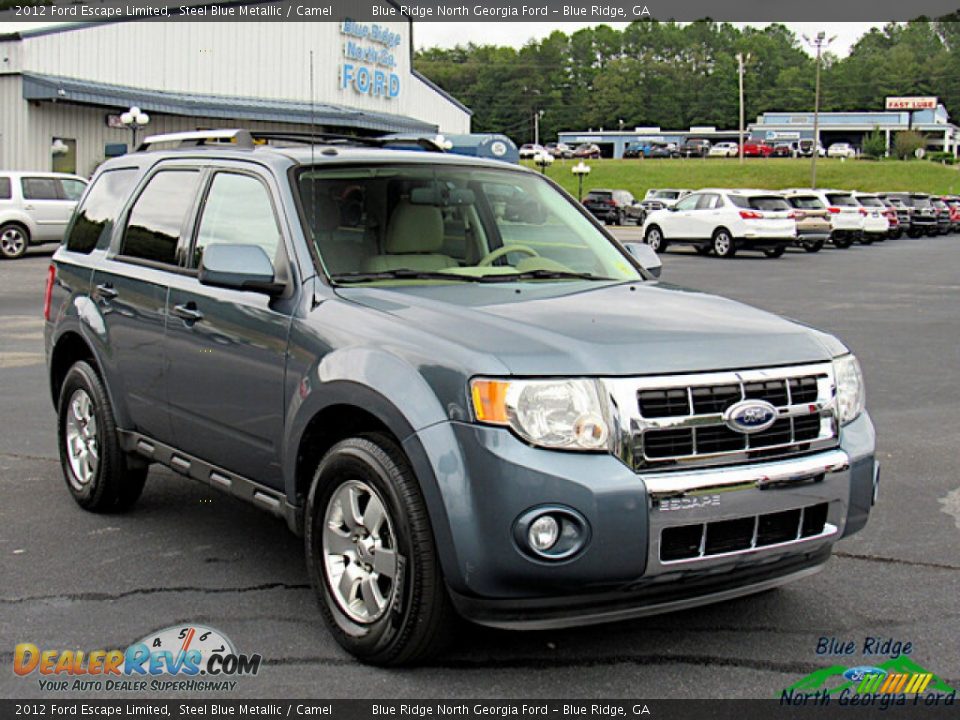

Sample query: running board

[118,430,300,533]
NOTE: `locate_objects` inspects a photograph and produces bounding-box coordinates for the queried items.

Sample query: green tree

[861,128,888,159]
[893,130,927,159]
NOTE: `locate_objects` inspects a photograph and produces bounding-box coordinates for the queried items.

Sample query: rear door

[20,176,76,241]
[164,165,295,488]
[92,166,203,444]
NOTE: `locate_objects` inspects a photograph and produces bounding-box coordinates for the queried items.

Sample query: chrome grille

[604,363,838,471]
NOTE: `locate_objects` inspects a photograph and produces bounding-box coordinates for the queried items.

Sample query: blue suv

[44,130,878,665]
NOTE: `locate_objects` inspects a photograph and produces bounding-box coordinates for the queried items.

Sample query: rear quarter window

[65,168,139,254]
[0,177,11,200]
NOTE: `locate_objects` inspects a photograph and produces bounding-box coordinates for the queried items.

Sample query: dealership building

[0,19,471,176]
[559,105,960,158]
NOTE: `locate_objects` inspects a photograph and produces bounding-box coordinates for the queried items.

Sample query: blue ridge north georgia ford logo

[724,399,778,434]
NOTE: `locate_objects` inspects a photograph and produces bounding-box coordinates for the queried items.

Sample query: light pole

[572,160,591,202]
[120,106,150,151]
[803,32,835,188]
[534,150,554,175]
[736,52,750,164]
[534,109,544,147]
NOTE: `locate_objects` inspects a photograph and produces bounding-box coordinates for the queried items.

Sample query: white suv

[0,171,88,259]
[784,188,864,248]
[641,188,795,258]
[708,142,739,158]
[852,193,891,242]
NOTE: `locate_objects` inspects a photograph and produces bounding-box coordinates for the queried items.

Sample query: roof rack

[134,129,446,154]
[137,129,254,152]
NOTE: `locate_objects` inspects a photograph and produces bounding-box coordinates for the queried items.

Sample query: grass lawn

[524,158,960,199]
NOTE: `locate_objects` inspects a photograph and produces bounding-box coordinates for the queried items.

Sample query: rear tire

[305,434,456,666]
[645,226,667,253]
[763,245,786,258]
[712,229,736,258]
[802,240,824,253]
[0,223,30,260]
[832,234,853,249]
[57,361,147,512]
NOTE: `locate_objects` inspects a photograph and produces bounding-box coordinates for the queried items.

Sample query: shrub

[861,129,887,159]
[893,131,927,160]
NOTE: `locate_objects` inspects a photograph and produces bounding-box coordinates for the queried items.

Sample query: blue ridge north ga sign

[339,20,402,100]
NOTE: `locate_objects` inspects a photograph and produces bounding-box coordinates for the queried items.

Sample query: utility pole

[804,32,835,189]
[736,53,749,164]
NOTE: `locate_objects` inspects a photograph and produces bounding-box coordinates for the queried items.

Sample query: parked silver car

[0,172,88,259]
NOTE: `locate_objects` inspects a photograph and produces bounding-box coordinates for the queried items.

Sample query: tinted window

[856,196,884,207]
[585,191,612,201]
[0,177,11,200]
[748,196,790,211]
[910,196,932,208]
[65,169,138,254]
[788,196,824,209]
[122,170,200,265]
[826,193,856,207]
[193,173,280,268]
[21,177,60,200]
[60,179,87,201]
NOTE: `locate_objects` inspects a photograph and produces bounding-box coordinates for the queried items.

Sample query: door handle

[172,303,204,323]
[24,204,34,211]
[94,283,118,300]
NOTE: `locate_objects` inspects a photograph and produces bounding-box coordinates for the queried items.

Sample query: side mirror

[667,206,678,212]
[198,244,283,295]
[622,242,662,278]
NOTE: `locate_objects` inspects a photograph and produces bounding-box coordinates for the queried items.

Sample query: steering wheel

[478,245,540,267]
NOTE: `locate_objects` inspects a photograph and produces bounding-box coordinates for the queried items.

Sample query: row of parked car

[0,171,89,259]
[519,142,602,160]
[581,186,958,259]
[625,139,853,159]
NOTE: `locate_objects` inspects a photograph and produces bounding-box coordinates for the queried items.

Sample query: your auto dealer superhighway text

[373,5,650,18]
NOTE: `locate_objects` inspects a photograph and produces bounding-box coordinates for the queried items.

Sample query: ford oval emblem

[723,399,778,434]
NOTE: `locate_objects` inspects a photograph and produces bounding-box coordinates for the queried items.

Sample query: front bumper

[409,412,877,629]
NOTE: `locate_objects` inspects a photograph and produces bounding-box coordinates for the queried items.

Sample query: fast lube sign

[340,21,402,100]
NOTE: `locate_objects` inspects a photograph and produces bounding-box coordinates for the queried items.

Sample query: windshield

[788,196,824,209]
[911,196,932,208]
[585,191,612,201]
[653,190,679,199]
[297,164,642,285]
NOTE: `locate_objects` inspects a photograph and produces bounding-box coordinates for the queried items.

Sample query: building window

[51,138,77,175]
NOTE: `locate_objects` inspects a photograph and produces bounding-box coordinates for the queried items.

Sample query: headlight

[832,354,865,425]
[470,378,611,451]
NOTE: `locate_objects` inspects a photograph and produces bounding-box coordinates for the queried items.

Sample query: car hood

[334,281,845,376]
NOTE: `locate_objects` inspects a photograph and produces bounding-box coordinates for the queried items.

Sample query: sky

[413,22,883,56]
[1,21,883,56]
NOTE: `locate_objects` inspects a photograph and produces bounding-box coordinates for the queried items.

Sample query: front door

[165,169,293,488]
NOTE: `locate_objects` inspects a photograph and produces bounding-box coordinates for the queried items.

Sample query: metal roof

[21,72,438,134]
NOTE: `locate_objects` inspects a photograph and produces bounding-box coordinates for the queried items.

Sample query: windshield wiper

[474,270,618,283]
[330,269,484,284]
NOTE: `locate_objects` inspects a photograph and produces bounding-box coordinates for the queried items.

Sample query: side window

[192,173,280,268]
[65,169,138,254]
[121,170,201,265]
[674,195,700,211]
[696,194,719,210]
[60,179,87,201]
[0,177,11,200]
[21,177,60,200]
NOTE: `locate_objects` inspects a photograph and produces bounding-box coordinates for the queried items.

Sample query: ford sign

[723,399,778,434]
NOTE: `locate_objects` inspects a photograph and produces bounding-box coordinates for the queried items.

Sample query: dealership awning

[21,73,437,134]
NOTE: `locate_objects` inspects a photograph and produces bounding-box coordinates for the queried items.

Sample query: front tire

[645,226,668,253]
[0,223,30,260]
[57,361,147,512]
[305,435,455,666]
[763,245,786,258]
[712,229,737,258]
[832,233,853,249]
[802,239,825,253]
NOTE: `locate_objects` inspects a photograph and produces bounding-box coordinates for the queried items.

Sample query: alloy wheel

[0,227,26,258]
[322,479,398,624]
[64,388,99,490]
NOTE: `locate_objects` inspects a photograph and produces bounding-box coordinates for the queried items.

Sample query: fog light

[528,515,560,552]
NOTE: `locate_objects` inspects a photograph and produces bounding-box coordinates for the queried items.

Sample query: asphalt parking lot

[2,236,958,700]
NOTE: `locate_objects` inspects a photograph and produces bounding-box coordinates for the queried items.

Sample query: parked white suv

[852,193,891,242]
[708,142,739,158]
[783,188,864,248]
[827,143,857,159]
[518,143,546,159]
[0,171,88,259]
[641,188,795,258]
